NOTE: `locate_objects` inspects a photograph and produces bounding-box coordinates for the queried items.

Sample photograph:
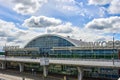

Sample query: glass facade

[25,35,74,48]
[24,35,74,57]
[53,49,118,59]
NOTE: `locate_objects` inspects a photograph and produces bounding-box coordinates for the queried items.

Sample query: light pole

[112,33,115,65]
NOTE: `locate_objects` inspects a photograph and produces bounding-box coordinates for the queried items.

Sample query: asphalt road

[0,69,113,80]
[0,69,63,80]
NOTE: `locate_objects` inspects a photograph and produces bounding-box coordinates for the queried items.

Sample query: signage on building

[3,46,20,51]
[80,40,120,48]
[40,58,49,66]
[3,46,39,51]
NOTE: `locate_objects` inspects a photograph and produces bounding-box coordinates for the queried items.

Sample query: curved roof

[24,34,82,48]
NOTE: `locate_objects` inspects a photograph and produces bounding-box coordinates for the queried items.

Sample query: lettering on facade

[80,40,120,48]
[3,46,20,51]
[3,46,39,51]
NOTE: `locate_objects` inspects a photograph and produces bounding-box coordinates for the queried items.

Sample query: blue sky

[0,0,120,50]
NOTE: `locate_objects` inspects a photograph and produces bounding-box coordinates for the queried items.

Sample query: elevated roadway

[0,57,120,68]
[0,57,120,80]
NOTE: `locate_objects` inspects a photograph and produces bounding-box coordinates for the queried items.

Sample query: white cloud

[0,0,118,51]
[0,18,113,52]
[70,27,111,41]
[23,16,62,28]
[0,19,19,37]
[13,0,47,15]
[46,21,111,42]
[0,0,14,8]
[85,16,120,33]
[0,0,88,17]
[0,19,42,50]
[99,7,106,17]
[55,0,78,11]
[61,5,77,11]
[46,23,73,33]
[88,0,111,5]
[0,19,22,48]
[88,0,120,14]
[108,0,120,14]
[23,16,112,42]
[38,0,82,16]
[0,0,83,16]
[56,0,76,10]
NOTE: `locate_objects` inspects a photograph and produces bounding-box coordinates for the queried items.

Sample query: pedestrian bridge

[0,57,120,68]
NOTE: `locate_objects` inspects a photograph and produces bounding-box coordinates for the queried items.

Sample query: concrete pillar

[64,76,67,80]
[43,66,48,77]
[19,63,24,72]
[77,67,83,80]
[1,62,6,70]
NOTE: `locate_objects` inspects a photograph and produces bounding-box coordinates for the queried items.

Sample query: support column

[1,62,6,70]
[77,67,83,80]
[43,66,48,77]
[40,58,49,77]
[19,63,24,72]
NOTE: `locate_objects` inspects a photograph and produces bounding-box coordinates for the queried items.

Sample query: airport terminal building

[4,34,120,79]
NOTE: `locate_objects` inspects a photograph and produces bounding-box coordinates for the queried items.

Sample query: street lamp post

[112,33,115,65]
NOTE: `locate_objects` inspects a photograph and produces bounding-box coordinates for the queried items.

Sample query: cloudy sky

[0,0,120,50]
